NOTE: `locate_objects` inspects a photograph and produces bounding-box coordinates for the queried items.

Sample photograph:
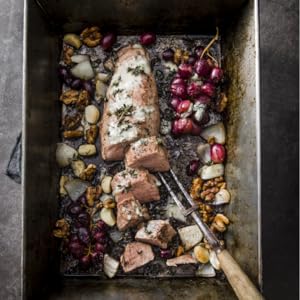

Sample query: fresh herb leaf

[127,65,146,76]
[112,76,121,87]
[128,169,138,178]
[112,88,124,97]
[120,124,133,133]
[156,137,164,146]
[114,104,135,124]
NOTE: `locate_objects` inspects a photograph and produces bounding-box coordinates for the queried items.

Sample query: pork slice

[135,220,176,249]
[166,254,197,267]
[112,168,160,203]
[120,242,154,273]
[125,136,170,172]
[116,193,149,231]
[100,45,159,161]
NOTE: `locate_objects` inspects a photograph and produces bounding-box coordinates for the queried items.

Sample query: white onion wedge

[96,72,111,83]
[95,80,108,101]
[104,254,119,278]
[100,208,116,227]
[209,250,221,270]
[56,143,78,167]
[199,164,224,180]
[196,263,216,277]
[201,122,226,144]
[64,179,89,201]
[71,55,89,64]
[71,60,94,80]
[196,143,211,164]
[178,225,203,251]
[212,189,231,205]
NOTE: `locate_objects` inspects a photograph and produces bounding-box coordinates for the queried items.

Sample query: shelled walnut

[80,164,97,181]
[199,203,214,224]
[216,93,228,113]
[60,89,90,109]
[63,113,82,130]
[86,125,98,144]
[53,218,70,238]
[60,89,79,105]
[80,26,101,47]
[63,130,84,139]
[76,90,90,111]
[63,47,74,65]
[190,177,203,200]
[210,213,230,232]
[86,185,102,207]
[200,176,226,202]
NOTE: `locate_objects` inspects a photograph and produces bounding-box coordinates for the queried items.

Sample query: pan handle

[217,249,264,300]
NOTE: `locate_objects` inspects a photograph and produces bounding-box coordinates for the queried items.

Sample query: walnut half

[80,26,102,47]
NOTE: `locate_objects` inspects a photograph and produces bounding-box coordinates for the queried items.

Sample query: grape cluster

[63,196,108,271]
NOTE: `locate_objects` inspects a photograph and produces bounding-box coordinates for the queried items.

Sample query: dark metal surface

[22,0,260,298]
[259,0,299,299]
[23,0,61,298]
[38,0,246,34]
[0,0,298,299]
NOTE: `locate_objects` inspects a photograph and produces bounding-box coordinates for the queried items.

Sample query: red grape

[187,82,202,98]
[160,249,173,259]
[69,241,85,258]
[187,54,197,65]
[69,204,82,216]
[186,160,200,176]
[178,118,193,134]
[194,59,212,77]
[96,220,107,231]
[194,95,211,105]
[194,46,204,57]
[70,79,82,90]
[176,100,193,114]
[100,33,116,50]
[170,97,181,110]
[211,144,226,163]
[80,255,91,269]
[191,121,201,135]
[170,78,187,98]
[210,67,224,84]
[82,80,94,95]
[140,32,156,46]
[162,48,174,61]
[77,212,90,226]
[200,83,216,97]
[78,227,90,245]
[178,63,193,78]
[94,242,106,254]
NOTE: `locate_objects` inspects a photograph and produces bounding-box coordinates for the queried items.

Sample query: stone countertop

[0,0,298,299]
[0,0,23,299]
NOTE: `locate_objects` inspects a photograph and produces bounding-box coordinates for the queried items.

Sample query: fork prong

[158,172,186,212]
[167,169,221,249]
[169,168,195,206]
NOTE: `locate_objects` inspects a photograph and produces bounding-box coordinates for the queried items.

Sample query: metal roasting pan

[22,0,261,299]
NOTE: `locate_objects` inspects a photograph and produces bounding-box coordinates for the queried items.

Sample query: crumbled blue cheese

[106,54,153,145]
[133,106,155,122]
[108,55,151,100]
[107,122,138,145]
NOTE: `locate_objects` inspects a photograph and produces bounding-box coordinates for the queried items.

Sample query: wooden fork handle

[217,249,264,300]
